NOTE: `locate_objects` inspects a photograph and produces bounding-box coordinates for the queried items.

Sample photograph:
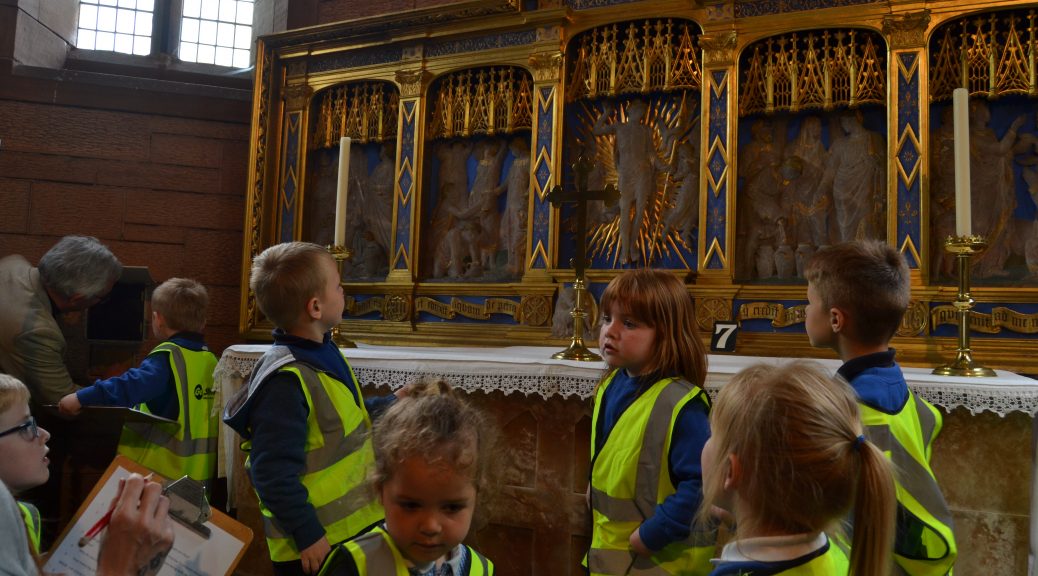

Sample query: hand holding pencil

[94,473,175,576]
[79,474,153,548]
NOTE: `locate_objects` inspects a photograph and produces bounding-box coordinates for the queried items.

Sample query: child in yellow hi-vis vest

[0,373,51,559]
[587,268,715,576]
[224,242,402,576]
[805,241,957,575]
[3,374,177,575]
[58,278,218,485]
[699,361,897,575]
[319,378,494,576]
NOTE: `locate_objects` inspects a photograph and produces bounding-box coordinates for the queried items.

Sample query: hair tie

[853,434,866,451]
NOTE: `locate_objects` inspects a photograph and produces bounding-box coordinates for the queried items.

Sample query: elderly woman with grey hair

[0,235,122,546]
[0,235,122,404]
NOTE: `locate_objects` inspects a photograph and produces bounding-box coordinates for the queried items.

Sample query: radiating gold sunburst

[568,94,700,268]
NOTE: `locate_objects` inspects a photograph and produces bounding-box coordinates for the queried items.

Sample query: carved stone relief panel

[736,29,888,281]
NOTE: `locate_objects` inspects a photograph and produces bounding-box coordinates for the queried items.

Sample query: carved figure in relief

[352,229,388,278]
[346,146,370,244]
[550,284,596,340]
[787,116,827,175]
[363,143,395,264]
[582,139,616,227]
[593,99,669,263]
[968,101,1027,277]
[737,118,784,279]
[431,141,472,278]
[308,150,338,247]
[663,142,700,247]
[782,155,829,257]
[1021,166,1038,277]
[450,139,508,276]
[930,106,957,278]
[501,137,531,276]
[340,147,371,278]
[819,112,885,244]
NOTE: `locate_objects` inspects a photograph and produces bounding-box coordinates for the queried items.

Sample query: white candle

[952,88,971,237]
[334,136,351,247]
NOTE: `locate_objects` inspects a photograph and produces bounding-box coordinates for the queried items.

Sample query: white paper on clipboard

[43,456,252,576]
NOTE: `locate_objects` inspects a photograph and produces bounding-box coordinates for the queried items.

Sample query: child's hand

[299,536,330,574]
[629,528,652,556]
[58,393,82,416]
[394,384,412,399]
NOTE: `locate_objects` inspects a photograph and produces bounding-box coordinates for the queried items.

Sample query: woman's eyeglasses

[0,416,39,442]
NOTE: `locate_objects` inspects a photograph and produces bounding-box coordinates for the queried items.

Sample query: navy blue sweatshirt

[75,332,209,419]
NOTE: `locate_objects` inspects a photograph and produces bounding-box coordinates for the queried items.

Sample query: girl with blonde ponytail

[698,361,896,575]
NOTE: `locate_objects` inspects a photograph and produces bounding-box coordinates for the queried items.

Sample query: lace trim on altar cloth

[215,352,599,400]
[214,349,1038,417]
[907,383,1038,417]
[355,367,598,400]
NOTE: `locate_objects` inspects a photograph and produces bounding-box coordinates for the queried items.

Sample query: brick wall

[0,89,251,357]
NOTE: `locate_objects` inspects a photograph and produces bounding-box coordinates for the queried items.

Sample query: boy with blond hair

[58,277,219,484]
[804,240,957,576]
[224,242,397,576]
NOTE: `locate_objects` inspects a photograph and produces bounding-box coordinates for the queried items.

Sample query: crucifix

[548,154,619,361]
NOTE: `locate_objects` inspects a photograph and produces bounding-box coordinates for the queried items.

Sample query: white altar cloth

[215,343,1038,415]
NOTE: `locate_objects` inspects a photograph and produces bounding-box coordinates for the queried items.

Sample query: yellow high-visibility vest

[118,342,218,483]
[241,352,383,563]
[860,390,957,576]
[319,526,494,575]
[587,371,715,576]
[18,500,40,555]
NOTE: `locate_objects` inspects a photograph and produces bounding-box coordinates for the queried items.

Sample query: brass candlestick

[553,277,601,361]
[548,155,617,362]
[326,244,356,348]
[932,235,995,377]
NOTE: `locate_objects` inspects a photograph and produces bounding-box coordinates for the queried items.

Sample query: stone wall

[229,386,1029,575]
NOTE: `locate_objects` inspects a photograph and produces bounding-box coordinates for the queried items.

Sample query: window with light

[75,0,255,69]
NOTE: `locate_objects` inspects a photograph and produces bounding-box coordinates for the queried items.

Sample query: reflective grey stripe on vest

[912,392,938,448]
[588,547,636,575]
[633,380,692,519]
[293,365,369,473]
[590,486,643,522]
[470,547,489,573]
[261,480,373,539]
[354,530,400,575]
[632,379,715,547]
[630,555,673,575]
[124,344,214,457]
[865,399,954,528]
[587,548,671,576]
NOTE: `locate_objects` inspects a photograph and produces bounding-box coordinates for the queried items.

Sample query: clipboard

[43,405,179,425]
[43,455,253,576]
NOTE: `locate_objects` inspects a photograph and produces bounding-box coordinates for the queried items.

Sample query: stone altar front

[214,344,1038,576]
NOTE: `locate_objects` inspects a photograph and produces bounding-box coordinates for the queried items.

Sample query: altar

[215,344,1038,576]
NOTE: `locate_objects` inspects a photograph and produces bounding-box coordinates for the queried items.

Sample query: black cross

[548,154,619,277]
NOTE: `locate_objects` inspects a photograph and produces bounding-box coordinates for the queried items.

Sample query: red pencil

[77,509,113,547]
[77,473,154,547]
